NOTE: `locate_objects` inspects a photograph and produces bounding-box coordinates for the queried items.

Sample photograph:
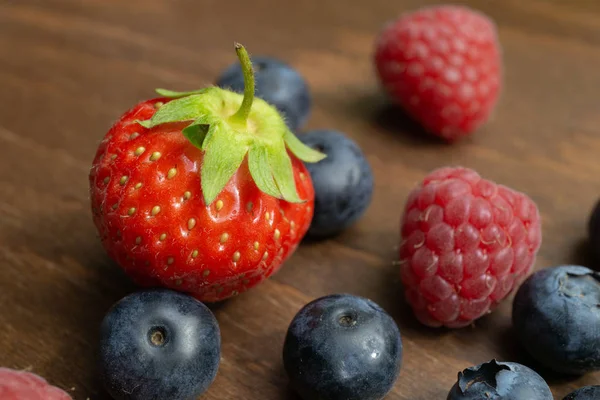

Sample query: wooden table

[1,1,599,399]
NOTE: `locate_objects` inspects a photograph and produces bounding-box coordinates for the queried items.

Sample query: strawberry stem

[228,43,255,128]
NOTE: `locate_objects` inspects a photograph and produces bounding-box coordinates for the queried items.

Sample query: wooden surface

[1,0,599,398]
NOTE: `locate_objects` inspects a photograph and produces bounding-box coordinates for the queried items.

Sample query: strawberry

[374,5,502,141]
[89,44,325,302]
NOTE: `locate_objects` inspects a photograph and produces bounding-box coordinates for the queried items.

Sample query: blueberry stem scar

[458,359,508,392]
[149,327,166,347]
[338,314,356,327]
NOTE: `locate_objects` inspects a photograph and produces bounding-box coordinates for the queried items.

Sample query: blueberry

[588,200,600,260]
[283,294,402,400]
[447,360,553,400]
[512,265,600,375]
[299,130,374,239]
[216,56,311,131]
[563,386,600,400]
[98,289,221,400]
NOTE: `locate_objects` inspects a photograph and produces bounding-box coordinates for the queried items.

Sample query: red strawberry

[399,167,542,328]
[374,5,502,141]
[0,368,72,400]
[89,44,325,302]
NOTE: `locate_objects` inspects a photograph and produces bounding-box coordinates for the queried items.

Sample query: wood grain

[1,0,599,399]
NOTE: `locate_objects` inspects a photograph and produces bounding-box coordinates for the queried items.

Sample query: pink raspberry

[0,368,72,400]
[374,5,502,141]
[399,167,542,328]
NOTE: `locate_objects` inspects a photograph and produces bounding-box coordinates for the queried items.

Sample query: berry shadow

[263,356,301,400]
[284,387,302,400]
[496,326,583,386]
[276,384,302,400]
[300,234,332,245]
[568,237,597,270]
[343,90,452,147]
[496,324,537,364]
[204,300,230,313]
[372,103,448,146]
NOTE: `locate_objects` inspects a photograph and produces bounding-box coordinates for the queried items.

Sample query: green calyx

[137,43,325,205]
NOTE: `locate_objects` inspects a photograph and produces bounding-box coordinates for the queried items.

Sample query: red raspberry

[0,368,72,400]
[399,167,542,328]
[374,5,501,141]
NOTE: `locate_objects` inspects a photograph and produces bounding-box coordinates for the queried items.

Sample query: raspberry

[0,368,72,399]
[399,167,542,328]
[374,5,502,141]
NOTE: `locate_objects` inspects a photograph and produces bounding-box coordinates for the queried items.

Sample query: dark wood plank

[1,0,599,399]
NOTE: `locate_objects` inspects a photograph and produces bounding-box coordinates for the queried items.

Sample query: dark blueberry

[447,360,553,400]
[512,265,600,375]
[589,200,600,260]
[216,56,311,131]
[98,289,221,400]
[563,386,600,400]
[299,130,374,239]
[283,294,402,400]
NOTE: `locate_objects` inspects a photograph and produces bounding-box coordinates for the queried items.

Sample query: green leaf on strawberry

[137,43,324,205]
[154,88,208,98]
